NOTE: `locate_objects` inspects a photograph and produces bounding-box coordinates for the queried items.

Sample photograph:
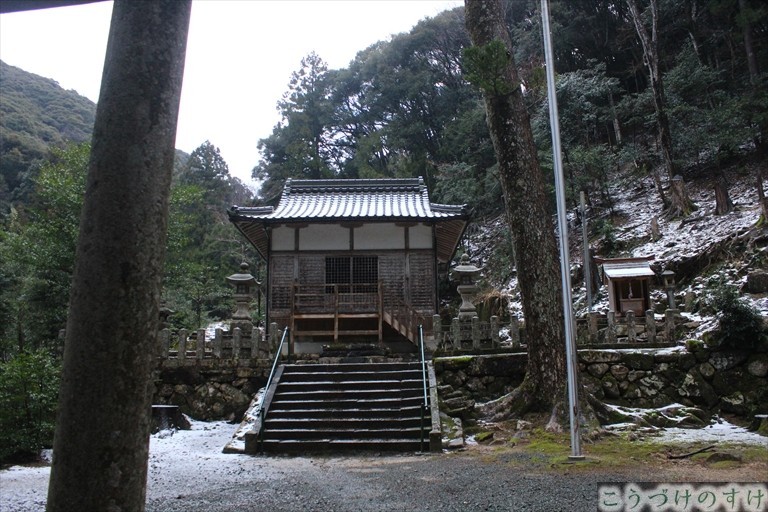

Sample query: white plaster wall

[409,224,433,249]
[355,223,405,250]
[271,226,294,251]
[299,224,349,250]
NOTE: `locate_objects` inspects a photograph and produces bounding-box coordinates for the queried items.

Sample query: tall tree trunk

[738,0,760,82]
[627,0,696,217]
[46,2,191,511]
[464,0,570,429]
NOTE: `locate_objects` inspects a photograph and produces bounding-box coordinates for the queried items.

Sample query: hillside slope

[465,167,768,342]
[0,60,96,204]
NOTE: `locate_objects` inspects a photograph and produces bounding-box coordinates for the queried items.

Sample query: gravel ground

[2,419,765,512]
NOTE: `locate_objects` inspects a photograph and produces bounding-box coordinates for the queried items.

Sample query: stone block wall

[434,347,767,420]
[153,359,271,421]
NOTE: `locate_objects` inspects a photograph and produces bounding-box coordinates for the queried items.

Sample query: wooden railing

[292,283,381,315]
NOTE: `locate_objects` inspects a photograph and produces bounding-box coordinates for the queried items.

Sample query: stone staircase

[251,361,437,453]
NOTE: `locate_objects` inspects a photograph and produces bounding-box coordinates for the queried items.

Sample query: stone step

[269,395,426,410]
[258,438,426,453]
[276,379,425,392]
[272,389,423,403]
[280,369,424,383]
[267,406,425,420]
[257,361,433,454]
[282,362,423,374]
[262,426,425,441]
[265,417,426,430]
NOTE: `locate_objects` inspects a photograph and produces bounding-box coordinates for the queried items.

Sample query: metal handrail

[258,326,290,452]
[418,324,428,452]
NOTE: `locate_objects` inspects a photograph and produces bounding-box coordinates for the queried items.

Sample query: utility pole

[541,0,583,460]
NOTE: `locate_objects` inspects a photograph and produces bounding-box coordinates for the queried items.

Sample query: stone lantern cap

[661,269,676,287]
[451,253,481,283]
[226,262,258,289]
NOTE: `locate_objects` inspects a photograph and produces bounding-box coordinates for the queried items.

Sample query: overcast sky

[0,0,463,188]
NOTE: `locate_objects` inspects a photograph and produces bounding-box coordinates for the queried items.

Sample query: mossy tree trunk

[46,2,191,511]
[464,0,592,432]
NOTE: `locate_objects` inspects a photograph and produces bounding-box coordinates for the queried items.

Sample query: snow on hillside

[464,168,767,336]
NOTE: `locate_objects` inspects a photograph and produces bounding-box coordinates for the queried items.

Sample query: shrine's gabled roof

[598,256,656,280]
[228,177,468,262]
[231,177,465,220]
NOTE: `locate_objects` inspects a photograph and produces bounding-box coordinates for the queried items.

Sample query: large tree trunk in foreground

[46,2,190,511]
[464,0,573,430]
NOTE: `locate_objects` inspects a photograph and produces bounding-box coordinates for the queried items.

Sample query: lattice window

[352,256,378,293]
[325,256,378,293]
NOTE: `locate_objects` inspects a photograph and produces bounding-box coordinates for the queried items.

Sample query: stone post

[233,327,242,359]
[213,328,222,358]
[270,322,279,353]
[665,309,679,342]
[490,316,500,348]
[451,318,461,349]
[178,329,188,360]
[645,310,656,343]
[606,312,617,343]
[626,310,636,343]
[588,312,599,343]
[509,314,520,348]
[160,328,170,358]
[196,329,205,360]
[433,315,442,347]
[471,316,481,350]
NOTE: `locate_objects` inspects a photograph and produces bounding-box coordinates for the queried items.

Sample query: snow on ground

[651,419,768,446]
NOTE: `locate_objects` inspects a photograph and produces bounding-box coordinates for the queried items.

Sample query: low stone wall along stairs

[247,362,438,453]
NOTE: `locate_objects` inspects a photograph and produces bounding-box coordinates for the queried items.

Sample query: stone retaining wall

[152,359,271,421]
[434,346,767,419]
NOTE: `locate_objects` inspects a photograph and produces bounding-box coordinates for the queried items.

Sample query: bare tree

[46,1,191,511]
[464,0,596,432]
[627,0,696,217]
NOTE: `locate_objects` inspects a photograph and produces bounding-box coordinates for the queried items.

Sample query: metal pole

[581,191,592,311]
[540,0,583,460]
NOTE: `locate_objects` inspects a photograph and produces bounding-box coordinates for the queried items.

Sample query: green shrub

[0,349,60,462]
[710,285,766,350]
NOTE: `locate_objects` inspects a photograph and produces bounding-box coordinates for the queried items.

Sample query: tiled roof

[228,177,468,262]
[230,177,465,221]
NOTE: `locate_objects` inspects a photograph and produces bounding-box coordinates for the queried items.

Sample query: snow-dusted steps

[248,362,441,454]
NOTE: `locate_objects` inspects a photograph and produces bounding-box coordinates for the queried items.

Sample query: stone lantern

[450,254,481,320]
[226,262,258,335]
[662,269,676,310]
